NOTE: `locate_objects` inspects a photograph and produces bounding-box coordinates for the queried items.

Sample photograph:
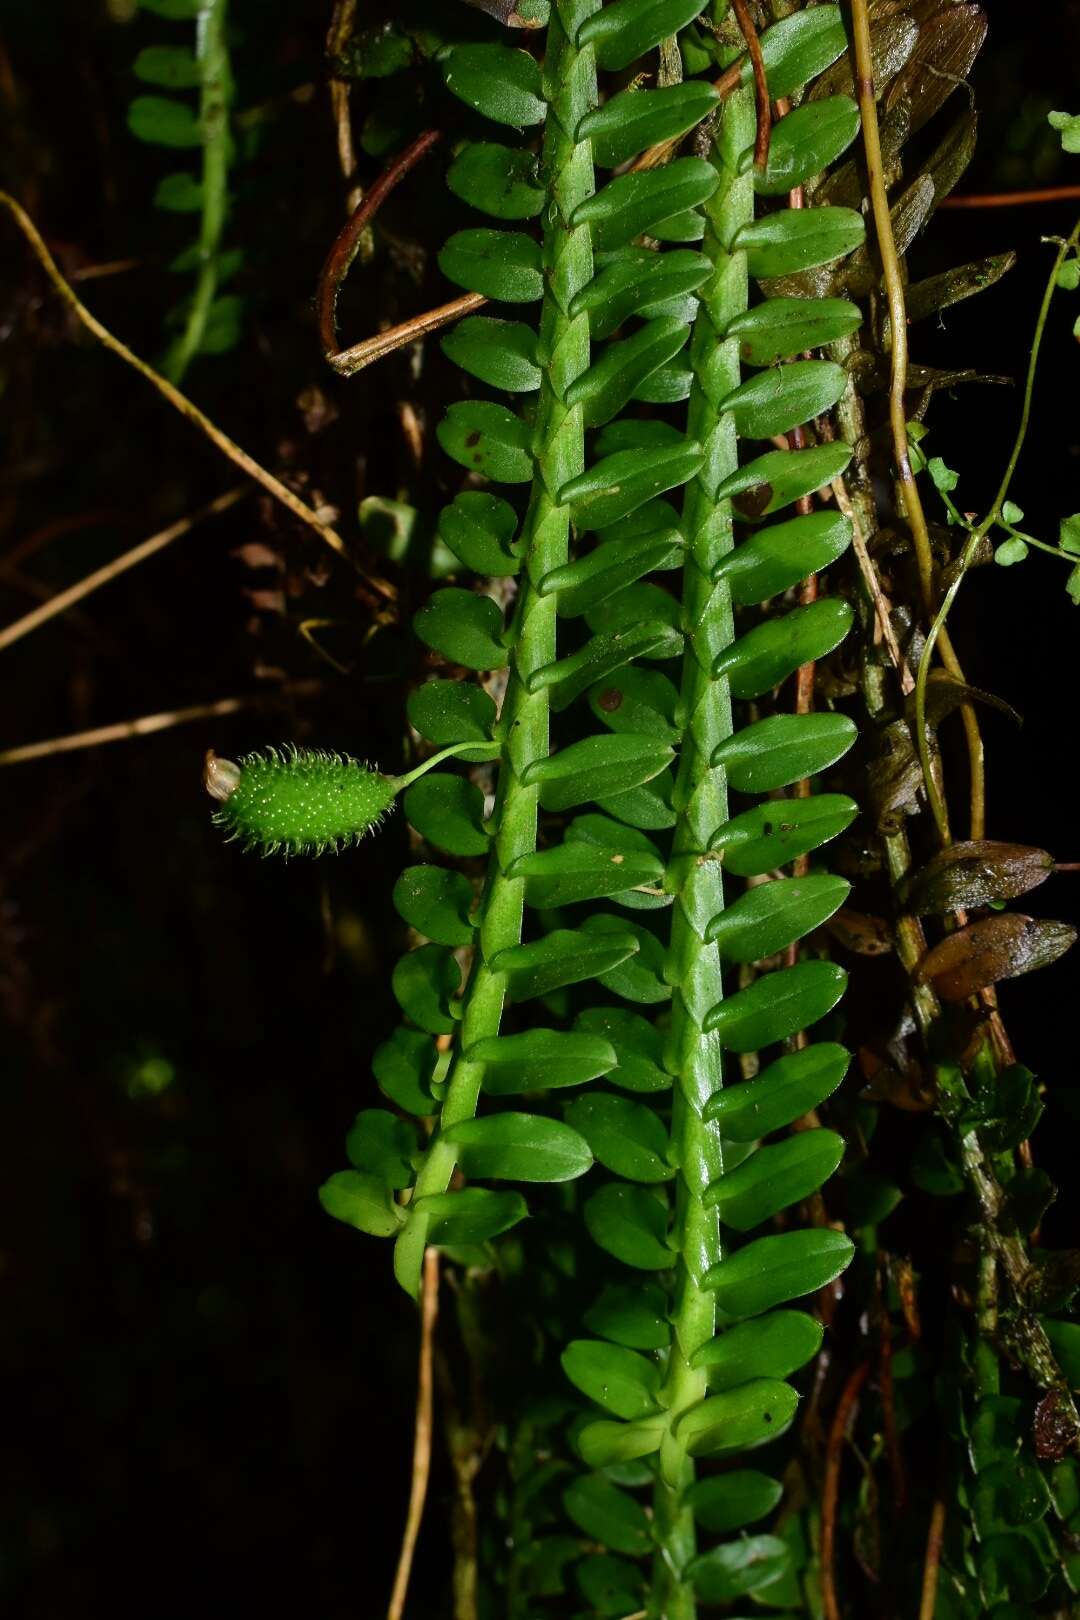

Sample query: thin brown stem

[387,1247,440,1620]
[0,488,247,654]
[328,292,487,379]
[731,0,771,169]
[326,0,361,209]
[317,128,443,358]
[831,478,912,692]
[940,185,1080,208]
[918,1497,947,1620]
[821,1360,871,1620]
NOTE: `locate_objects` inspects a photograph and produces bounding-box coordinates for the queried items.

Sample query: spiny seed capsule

[206,747,398,856]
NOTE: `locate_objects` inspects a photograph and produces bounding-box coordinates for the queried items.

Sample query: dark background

[1,2,1078,1615]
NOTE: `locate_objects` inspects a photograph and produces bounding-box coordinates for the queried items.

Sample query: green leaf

[567,317,690,428]
[196,295,244,356]
[727,296,861,366]
[651,208,706,243]
[586,582,681,639]
[1060,513,1080,555]
[407,679,497,749]
[590,664,681,742]
[714,510,851,605]
[584,1280,671,1349]
[403,773,489,857]
[577,1419,665,1471]
[440,44,545,128]
[571,248,712,341]
[437,491,521,577]
[561,441,704,532]
[1048,110,1080,154]
[584,1183,674,1270]
[528,622,682,712]
[978,1534,1052,1604]
[153,173,204,212]
[133,45,201,88]
[707,873,850,962]
[393,865,476,946]
[714,443,853,520]
[690,1311,824,1387]
[541,528,683,618]
[714,597,852,699]
[634,356,692,402]
[575,1553,645,1617]
[734,207,865,277]
[1067,562,1080,605]
[575,1007,671,1094]
[443,1112,593,1182]
[677,1382,800,1457]
[493,928,640,1002]
[719,361,846,441]
[704,960,847,1051]
[687,1534,793,1601]
[754,98,860,196]
[412,1186,528,1245]
[704,1228,855,1316]
[446,141,546,220]
[565,814,671,912]
[580,82,721,169]
[437,402,533,485]
[391,943,460,1034]
[752,5,849,99]
[413,587,509,670]
[562,1473,654,1557]
[439,229,544,302]
[474,1028,617,1095]
[565,1093,672,1183]
[137,0,199,14]
[928,455,959,493]
[319,1170,403,1237]
[704,1043,850,1139]
[1057,260,1080,291]
[596,768,677,830]
[523,734,674,812]
[706,1131,845,1230]
[345,1108,417,1188]
[711,712,857,791]
[578,0,709,73]
[993,537,1028,567]
[685,1470,784,1534]
[372,1026,439,1116]
[441,317,541,393]
[562,1339,662,1419]
[581,913,671,1005]
[512,839,665,908]
[1041,1319,1080,1387]
[127,95,202,148]
[572,159,719,252]
[710,793,858,877]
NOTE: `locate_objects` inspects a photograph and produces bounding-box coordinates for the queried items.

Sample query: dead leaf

[906,670,1021,731]
[826,908,894,956]
[917,914,1076,1001]
[884,5,987,140]
[1033,1389,1080,1461]
[903,841,1055,915]
[460,0,547,25]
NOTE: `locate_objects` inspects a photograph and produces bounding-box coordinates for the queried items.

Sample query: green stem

[392,740,500,790]
[393,0,600,1299]
[652,77,757,1619]
[164,0,231,384]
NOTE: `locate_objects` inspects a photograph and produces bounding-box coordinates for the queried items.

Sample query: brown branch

[821,1360,871,1620]
[326,0,361,208]
[387,1247,440,1620]
[317,128,443,358]
[830,478,913,692]
[940,185,1080,209]
[328,292,487,379]
[0,488,247,654]
[918,1496,947,1620]
[731,0,771,169]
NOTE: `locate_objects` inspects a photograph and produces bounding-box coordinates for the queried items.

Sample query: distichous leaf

[684,1470,784,1534]
[580,82,721,169]
[706,1130,845,1230]
[440,43,545,127]
[319,1170,404,1237]
[154,173,204,212]
[345,1108,418,1189]
[571,247,712,340]
[718,360,847,440]
[562,1472,654,1557]
[577,1419,665,1470]
[752,5,849,99]
[493,928,640,1002]
[711,712,857,792]
[713,597,853,699]
[373,1026,439,1116]
[577,0,708,73]
[402,773,489,857]
[391,943,461,1034]
[734,207,865,278]
[584,1279,671,1348]
[727,296,862,367]
[676,1381,800,1457]
[704,1043,850,1138]
[713,509,852,604]
[596,768,677,830]
[704,960,848,1051]
[411,1186,527,1245]
[690,1311,824,1388]
[407,679,497,749]
[687,1534,793,1602]
[561,440,704,532]
[474,1028,617,1094]
[567,317,690,428]
[571,159,719,253]
[133,45,201,88]
[582,913,672,1005]
[561,1339,662,1420]
[127,95,202,148]
[540,527,683,617]
[590,665,681,743]
[512,839,665,908]
[574,1008,671,1094]
[707,873,851,962]
[441,317,541,392]
[753,97,860,196]
[393,865,476,946]
[565,814,671,912]
[709,793,858,877]
[446,141,546,220]
[584,1183,674,1271]
[704,1228,855,1316]
[523,734,674,812]
[437,490,521,576]
[528,622,681,713]
[413,586,509,669]
[439,228,544,302]
[565,1093,672,1183]
[714,443,853,520]
[442,1112,593,1182]
[437,402,534,484]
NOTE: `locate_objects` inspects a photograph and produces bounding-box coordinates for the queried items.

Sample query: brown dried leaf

[460,0,547,25]
[1033,1389,1080,1462]
[903,841,1055,915]
[826,908,894,956]
[808,14,919,103]
[917,914,1076,1001]
[900,253,1016,330]
[907,671,1022,731]
[868,718,925,832]
[884,5,987,141]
